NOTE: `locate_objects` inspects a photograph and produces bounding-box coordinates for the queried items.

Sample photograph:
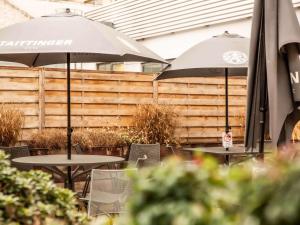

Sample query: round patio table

[12,154,124,190]
[182,147,271,165]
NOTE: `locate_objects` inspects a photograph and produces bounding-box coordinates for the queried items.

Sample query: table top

[182,146,271,155]
[12,154,124,166]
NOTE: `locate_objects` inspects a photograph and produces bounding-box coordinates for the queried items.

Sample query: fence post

[38,68,45,130]
[153,74,158,103]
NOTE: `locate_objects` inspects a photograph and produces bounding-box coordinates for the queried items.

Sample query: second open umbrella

[156,32,249,153]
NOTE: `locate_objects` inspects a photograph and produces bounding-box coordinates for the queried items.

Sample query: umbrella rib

[32,53,40,67]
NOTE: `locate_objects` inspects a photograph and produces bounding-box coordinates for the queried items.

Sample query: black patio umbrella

[245,0,300,153]
[156,32,249,151]
[0,9,166,188]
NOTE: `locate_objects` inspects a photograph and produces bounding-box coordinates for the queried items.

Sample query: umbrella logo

[222,51,248,65]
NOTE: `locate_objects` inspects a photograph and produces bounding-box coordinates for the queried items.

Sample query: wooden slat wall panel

[0,66,246,144]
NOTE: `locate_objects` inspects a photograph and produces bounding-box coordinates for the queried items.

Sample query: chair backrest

[0,146,12,155]
[88,169,135,217]
[73,144,93,171]
[128,143,160,168]
[29,147,49,156]
[7,146,32,171]
[74,144,84,154]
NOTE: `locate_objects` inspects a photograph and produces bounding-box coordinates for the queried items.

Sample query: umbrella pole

[225,68,229,133]
[258,19,267,158]
[67,53,73,189]
[258,75,267,159]
[225,67,230,164]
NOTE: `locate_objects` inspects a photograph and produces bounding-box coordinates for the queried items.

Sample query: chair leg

[82,174,91,198]
[64,179,68,189]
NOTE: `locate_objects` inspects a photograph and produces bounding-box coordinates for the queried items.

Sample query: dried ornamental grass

[292,121,300,142]
[0,105,24,146]
[27,130,49,149]
[28,129,66,151]
[233,111,246,139]
[45,129,66,150]
[29,128,128,151]
[72,129,93,151]
[87,128,126,147]
[132,104,178,145]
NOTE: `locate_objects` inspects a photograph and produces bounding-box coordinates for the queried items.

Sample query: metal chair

[79,147,150,210]
[74,144,91,170]
[29,147,49,156]
[128,143,160,168]
[74,143,85,154]
[88,169,136,217]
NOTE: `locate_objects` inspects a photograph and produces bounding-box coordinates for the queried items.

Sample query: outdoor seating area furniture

[74,144,118,171]
[182,146,272,165]
[91,146,126,158]
[29,147,49,156]
[1,1,300,223]
[127,143,160,168]
[12,154,124,190]
[74,144,113,199]
[88,169,135,217]
[78,143,158,202]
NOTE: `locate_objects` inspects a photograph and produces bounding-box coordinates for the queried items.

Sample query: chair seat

[90,190,127,204]
[88,169,135,217]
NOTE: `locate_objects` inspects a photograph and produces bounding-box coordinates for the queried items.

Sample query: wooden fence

[0,66,247,144]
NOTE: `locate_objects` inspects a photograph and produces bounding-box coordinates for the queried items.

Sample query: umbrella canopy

[156,32,249,154]
[0,11,165,66]
[155,32,249,80]
[0,9,166,189]
[245,0,300,151]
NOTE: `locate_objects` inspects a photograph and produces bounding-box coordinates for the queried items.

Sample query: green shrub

[0,151,89,225]
[119,156,234,225]
[235,154,300,225]
[113,151,300,225]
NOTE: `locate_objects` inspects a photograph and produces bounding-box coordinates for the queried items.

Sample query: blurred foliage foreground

[2,147,300,225]
[115,149,300,225]
[0,151,89,225]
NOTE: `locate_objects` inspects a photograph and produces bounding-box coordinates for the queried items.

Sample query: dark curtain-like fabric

[245,0,300,150]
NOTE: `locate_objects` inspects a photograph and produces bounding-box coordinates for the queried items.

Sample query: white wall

[123,62,142,72]
[140,8,300,60]
[0,0,30,29]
